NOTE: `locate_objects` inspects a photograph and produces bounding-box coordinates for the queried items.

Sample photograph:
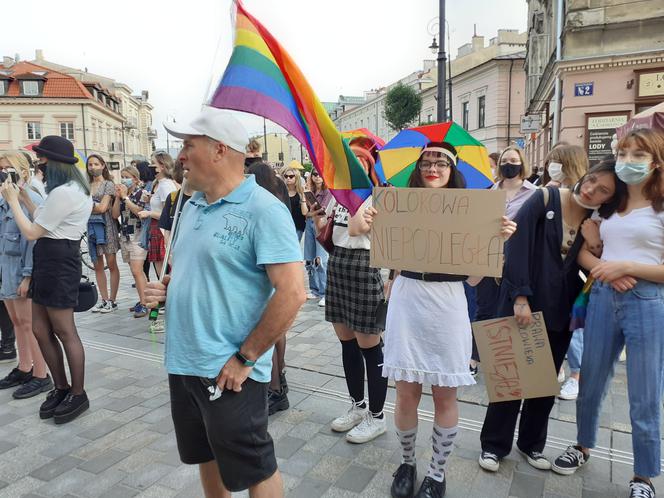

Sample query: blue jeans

[303,218,327,298]
[567,328,583,374]
[577,280,664,477]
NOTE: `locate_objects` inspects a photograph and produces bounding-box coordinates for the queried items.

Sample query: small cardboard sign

[370,187,506,277]
[471,312,559,403]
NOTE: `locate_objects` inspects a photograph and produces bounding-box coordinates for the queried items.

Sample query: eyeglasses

[418,160,451,171]
[311,171,319,177]
[284,174,295,179]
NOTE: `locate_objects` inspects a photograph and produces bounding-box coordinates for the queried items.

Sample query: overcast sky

[3,0,528,147]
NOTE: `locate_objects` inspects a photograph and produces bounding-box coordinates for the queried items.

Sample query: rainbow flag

[209,0,373,214]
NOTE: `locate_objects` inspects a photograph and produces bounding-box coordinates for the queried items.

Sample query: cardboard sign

[471,312,559,403]
[370,187,506,277]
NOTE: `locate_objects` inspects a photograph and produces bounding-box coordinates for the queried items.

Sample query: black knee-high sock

[361,343,388,417]
[340,338,365,405]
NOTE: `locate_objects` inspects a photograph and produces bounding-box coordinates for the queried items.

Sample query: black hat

[33,136,77,165]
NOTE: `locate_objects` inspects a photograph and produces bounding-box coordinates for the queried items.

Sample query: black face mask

[499,163,521,179]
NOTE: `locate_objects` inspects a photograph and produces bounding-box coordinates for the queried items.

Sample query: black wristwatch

[235,351,256,367]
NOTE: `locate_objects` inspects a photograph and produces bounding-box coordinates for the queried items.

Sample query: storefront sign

[370,187,506,277]
[585,113,629,165]
[638,71,664,98]
[574,82,594,97]
[520,114,542,134]
[472,312,559,403]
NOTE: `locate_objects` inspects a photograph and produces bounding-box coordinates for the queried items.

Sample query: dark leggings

[32,303,85,394]
[0,301,15,350]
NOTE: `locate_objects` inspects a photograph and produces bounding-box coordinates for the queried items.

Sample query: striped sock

[427,424,457,483]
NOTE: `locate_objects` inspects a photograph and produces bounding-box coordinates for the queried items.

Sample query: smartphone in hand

[304,191,321,211]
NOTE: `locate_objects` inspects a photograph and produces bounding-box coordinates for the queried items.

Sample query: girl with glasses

[279,165,307,242]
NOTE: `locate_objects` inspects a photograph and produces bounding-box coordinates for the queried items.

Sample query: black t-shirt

[159,190,192,231]
[288,192,306,231]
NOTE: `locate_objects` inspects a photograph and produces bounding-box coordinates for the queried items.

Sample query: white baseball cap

[163,106,249,153]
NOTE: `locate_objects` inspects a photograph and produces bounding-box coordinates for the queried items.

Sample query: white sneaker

[306,293,318,300]
[318,297,326,307]
[99,301,117,314]
[91,301,106,313]
[518,449,552,470]
[557,369,566,383]
[345,412,386,443]
[558,377,579,400]
[478,451,500,472]
[331,400,367,432]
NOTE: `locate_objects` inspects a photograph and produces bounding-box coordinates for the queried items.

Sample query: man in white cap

[145,106,305,497]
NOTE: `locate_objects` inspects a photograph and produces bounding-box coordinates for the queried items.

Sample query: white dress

[382,276,476,387]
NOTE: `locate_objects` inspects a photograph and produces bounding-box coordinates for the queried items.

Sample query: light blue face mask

[615,161,652,185]
[121,178,133,188]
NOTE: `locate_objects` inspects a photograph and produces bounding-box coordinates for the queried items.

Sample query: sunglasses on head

[284,174,295,179]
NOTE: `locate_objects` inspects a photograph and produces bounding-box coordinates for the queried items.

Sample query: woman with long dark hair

[304,169,332,306]
[478,159,625,474]
[247,161,293,415]
[363,142,515,498]
[86,155,121,313]
[552,129,664,498]
[0,136,92,424]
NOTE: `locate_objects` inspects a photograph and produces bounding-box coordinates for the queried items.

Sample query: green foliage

[384,83,422,131]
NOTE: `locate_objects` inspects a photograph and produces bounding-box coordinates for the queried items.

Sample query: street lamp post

[437,0,447,122]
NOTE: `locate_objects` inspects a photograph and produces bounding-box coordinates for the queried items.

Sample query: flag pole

[148,178,189,323]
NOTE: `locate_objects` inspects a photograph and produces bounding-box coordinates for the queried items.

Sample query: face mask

[573,192,601,210]
[547,161,566,182]
[615,161,653,185]
[89,169,103,177]
[121,178,133,188]
[499,163,521,179]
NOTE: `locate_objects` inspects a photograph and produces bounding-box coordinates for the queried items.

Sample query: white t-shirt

[29,177,46,199]
[332,197,371,250]
[600,206,664,265]
[150,179,177,213]
[34,182,93,240]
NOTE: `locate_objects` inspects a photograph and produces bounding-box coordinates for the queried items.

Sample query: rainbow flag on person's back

[209,0,373,214]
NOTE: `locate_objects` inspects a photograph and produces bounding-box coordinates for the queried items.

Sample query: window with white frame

[0,81,5,96]
[27,122,42,140]
[478,96,486,129]
[60,122,74,140]
[22,81,39,96]
[462,102,469,130]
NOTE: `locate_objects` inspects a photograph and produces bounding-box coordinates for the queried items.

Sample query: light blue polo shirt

[164,175,302,383]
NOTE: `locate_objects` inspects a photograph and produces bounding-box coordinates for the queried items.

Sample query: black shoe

[39,388,70,419]
[54,391,89,424]
[415,476,446,498]
[391,463,416,498]
[0,367,32,389]
[469,364,478,377]
[268,389,289,416]
[280,371,289,394]
[13,375,54,399]
[0,347,17,364]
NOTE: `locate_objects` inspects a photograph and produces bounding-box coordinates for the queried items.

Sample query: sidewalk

[0,269,660,498]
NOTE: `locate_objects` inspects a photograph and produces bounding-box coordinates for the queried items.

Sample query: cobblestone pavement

[0,267,661,498]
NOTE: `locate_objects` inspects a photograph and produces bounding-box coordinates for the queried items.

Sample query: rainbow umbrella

[341,128,386,185]
[376,122,494,188]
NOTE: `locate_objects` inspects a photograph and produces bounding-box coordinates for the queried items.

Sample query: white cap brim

[163,122,201,140]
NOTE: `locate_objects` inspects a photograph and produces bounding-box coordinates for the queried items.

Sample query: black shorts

[168,374,277,492]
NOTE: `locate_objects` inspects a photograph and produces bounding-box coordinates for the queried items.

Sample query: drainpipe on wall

[552,0,564,146]
[507,59,515,147]
[80,103,88,156]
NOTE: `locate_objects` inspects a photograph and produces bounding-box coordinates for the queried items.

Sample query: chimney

[472,35,485,52]
[35,49,43,61]
[2,56,15,68]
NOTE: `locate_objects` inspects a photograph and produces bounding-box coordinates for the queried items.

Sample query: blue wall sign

[575,82,594,97]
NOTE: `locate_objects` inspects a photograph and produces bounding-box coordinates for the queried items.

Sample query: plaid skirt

[325,247,384,334]
[147,219,166,262]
